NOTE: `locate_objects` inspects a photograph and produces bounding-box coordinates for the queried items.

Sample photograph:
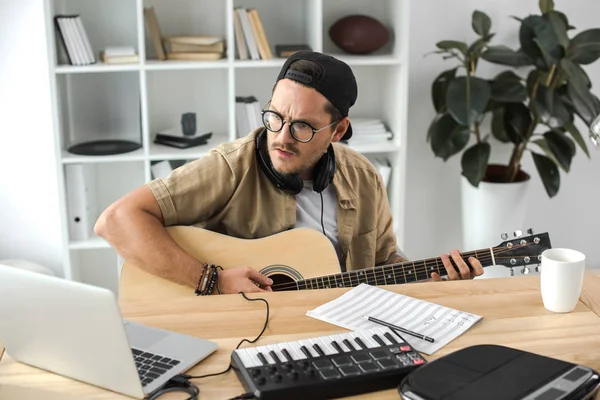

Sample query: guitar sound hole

[269,274,297,292]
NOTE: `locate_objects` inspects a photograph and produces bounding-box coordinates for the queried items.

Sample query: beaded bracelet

[194,263,209,296]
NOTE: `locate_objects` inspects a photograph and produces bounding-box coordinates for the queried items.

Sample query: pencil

[364,315,435,343]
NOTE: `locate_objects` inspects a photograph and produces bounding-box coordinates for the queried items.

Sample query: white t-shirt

[294,181,342,263]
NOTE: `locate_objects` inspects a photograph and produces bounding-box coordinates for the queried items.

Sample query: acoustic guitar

[120,226,552,297]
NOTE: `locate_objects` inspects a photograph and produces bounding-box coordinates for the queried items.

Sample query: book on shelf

[274,44,312,58]
[144,7,226,62]
[369,158,392,188]
[99,46,139,64]
[154,127,212,149]
[54,15,96,66]
[236,96,262,137]
[233,7,272,61]
[343,118,394,145]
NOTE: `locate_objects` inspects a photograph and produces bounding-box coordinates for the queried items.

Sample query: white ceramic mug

[540,248,586,313]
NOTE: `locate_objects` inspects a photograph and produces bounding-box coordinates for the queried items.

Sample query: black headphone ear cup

[255,129,303,195]
[313,145,336,193]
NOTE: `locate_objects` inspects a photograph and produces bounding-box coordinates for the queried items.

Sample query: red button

[413,358,425,365]
[400,345,411,352]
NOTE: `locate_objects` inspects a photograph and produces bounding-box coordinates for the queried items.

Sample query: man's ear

[331,117,350,143]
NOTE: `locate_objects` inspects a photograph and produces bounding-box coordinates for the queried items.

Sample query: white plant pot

[461,166,531,262]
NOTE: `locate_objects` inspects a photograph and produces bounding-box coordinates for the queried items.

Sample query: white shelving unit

[44,0,410,291]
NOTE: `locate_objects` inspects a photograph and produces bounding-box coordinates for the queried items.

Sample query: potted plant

[428,0,600,250]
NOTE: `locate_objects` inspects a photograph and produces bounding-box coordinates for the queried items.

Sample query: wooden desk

[2,272,600,399]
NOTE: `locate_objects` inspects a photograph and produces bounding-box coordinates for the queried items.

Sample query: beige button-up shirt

[147,129,397,272]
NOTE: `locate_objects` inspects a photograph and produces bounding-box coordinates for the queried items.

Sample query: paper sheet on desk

[306,283,482,355]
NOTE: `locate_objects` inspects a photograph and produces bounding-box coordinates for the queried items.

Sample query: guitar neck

[296,248,496,290]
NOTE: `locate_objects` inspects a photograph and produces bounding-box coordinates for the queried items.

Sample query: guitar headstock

[494,229,552,275]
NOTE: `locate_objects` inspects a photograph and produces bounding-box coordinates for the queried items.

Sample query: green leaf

[472,10,492,37]
[568,28,600,65]
[446,76,492,126]
[431,67,458,113]
[503,103,532,144]
[533,138,561,168]
[481,45,533,66]
[491,107,510,143]
[532,85,571,128]
[539,0,554,13]
[560,58,597,118]
[490,71,527,103]
[428,113,471,161]
[436,40,469,55]
[461,143,491,187]
[561,84,600,126]
[564,120,590,158]
[532,152,560,197]
[545,11,569,50]
[544,130,576,172]
[520,15,563,69]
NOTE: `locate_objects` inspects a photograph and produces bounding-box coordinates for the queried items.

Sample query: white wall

[0,0,64,275]
[405,0,600,274]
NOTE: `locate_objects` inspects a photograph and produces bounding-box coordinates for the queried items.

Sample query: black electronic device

[230,326,426,400]
[398,344,600,400]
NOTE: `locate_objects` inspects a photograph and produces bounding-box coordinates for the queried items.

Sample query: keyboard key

[384,332,399,344]
[312,359,333,370]
[146,372,160,380]
[353,337,368,350]
[141,352,153,358]
[350,353,371,364]
[343,339,356,351]
[330,340,344,354]
[339,364,361,376]
[162,357,172,363]
[378,358,398,369]
[143,359,152,365]
[332,355,353,367]
[151,355,163,361]
[269,351,281,363]
[149,367,167,375]
[132,348,143,356]
[372,334,387,347]
[281,348,293,362]
[257,352,269,365]
[141,378,153,386]
[153,362,173,370]
[413,358,425,365]
[319,368,341,379]
[168,360,180,366]
[300,345,314,358]
[358,361,380,373]
[312,343,326,357]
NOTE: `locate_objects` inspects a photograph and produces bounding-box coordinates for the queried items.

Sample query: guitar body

[120,226,341,298]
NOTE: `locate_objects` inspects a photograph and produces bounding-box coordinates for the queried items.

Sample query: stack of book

[54,15,96,65]
[233,7,272,60]
[163,36,225,61]
[143,7,226,61]
[99,46,139,64]
[369,158,392,188]
[235,96,262,137]
[345,118,394,145]
[154,127,212,149]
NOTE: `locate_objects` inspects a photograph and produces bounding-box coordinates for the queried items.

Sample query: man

[95,51,484,294]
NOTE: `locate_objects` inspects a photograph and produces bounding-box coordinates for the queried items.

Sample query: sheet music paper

[306,283,483,355]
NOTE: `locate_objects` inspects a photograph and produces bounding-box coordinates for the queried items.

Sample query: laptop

[0,264,218,399]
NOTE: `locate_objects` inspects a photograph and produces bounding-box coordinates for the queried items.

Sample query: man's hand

[431,249,484,282]
[217,266,273,294]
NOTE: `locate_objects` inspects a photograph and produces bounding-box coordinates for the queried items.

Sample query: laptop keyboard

[131,348,181,386]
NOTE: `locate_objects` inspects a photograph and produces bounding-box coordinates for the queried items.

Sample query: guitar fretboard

[295,250,492,290]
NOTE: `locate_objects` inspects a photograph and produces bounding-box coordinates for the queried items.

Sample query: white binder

[65,164,97,241]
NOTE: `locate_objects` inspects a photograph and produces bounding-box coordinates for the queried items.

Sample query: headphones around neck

[255,128,336,195]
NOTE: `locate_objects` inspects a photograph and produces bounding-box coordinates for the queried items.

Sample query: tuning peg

[535,265,541,273]
[527,228,534,234]
[513,230,523,238]
[509,267,514,276]
[501,233,509,240]
[521,267,530,275]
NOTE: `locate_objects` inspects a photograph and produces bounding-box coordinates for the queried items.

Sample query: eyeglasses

[260,101,339,143]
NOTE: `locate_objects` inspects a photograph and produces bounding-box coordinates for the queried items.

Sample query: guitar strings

[268,242,540,291]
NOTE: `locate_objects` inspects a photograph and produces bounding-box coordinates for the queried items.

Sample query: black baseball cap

[275,51,358,140]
